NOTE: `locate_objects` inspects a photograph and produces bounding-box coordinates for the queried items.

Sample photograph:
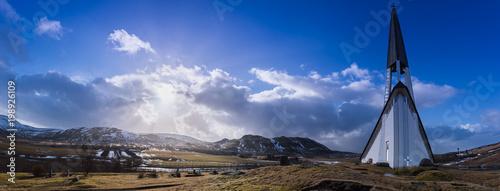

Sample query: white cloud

[134,100,159,125]
[458,123,483,133]
[35,17,63,40]
[308,71,321,80]
[249,68,329,102]
[341,63,371,80]
[0,1,65,40]
[412,78,457,108]
[87,64,250,141]
[249,67,384,107]
[341,79,374,91]
[108,29,156,55]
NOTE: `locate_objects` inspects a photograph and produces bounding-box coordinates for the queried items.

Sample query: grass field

[183,162,500,190]
[2,161,500,190]
[0,141,80,156]
[142,150,278,166]
[2,140,499,190]
[0,172,204,190]
[0,140,278,167]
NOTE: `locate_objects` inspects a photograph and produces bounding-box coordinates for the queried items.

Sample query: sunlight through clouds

[9,63,462,151]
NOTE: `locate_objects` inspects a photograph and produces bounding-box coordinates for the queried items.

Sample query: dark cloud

[425,124,500,154]
[337,102,379,131]
[184,112,210,134]
[14,72,100,128]
[193,82,250,113]
[17,71,101,110]
[427,125,475,142]
[10,71,151,130]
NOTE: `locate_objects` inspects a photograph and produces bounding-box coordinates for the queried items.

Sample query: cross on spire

[391,5,396,9]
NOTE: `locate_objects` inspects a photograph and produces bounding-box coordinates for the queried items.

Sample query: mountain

[0,115,60,137]
[209,135,334,155]
[48,127,140,144]
[0,115,343,156]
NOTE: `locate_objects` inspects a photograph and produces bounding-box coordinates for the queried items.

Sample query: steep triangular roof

[360,82,434,162]
[387,8,408,69]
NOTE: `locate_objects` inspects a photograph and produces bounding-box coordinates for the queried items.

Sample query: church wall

[361,123,381,163]
[361,106,395,165]
[402,98,431,167]
[393,96,400,168]
[362,92,432,168]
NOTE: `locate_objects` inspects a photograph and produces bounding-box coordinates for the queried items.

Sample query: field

[0,172,201,190]
[183,163,500,190]
[1,160,500,190]
[142,150,278,167]
[2,139,500,190]
[0,138,81,156]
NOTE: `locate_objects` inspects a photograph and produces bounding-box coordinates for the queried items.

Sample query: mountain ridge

[0,115,349,156]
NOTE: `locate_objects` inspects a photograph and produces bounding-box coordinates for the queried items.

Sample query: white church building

[360,7,434,168]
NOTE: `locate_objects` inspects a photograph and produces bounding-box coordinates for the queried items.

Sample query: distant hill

[0,115,61,137]
[434,142,500,167]
[0,115,352,156]
[209,134,336,156]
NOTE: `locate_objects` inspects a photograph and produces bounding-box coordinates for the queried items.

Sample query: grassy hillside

[2,162,499,190]
[184,163,500,190]
[435,142,500,167]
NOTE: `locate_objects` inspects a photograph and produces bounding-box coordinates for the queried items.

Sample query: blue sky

[1,0,499,153]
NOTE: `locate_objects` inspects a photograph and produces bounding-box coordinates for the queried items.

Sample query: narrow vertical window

[385,140,389,162]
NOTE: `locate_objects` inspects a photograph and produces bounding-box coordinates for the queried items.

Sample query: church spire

[387,7,408,69]
[384,6,414,104]
[361,5,434,168]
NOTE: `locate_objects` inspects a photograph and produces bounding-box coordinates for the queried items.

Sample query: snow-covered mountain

[0,115,60,137]
[48,127,140,144]
[0,115,206,146]
[209,135,334,155]
[0,115,345,156]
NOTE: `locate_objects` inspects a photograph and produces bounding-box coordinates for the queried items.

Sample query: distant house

[456,151,468,156]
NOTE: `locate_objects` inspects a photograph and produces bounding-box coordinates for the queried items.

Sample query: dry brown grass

[179,162,500,191]
[436,142,500,167]
[142,150,278,165]
[471,142,500,154]
[0,141,80,156]
[2,159,500,190]
[0,172,206,190]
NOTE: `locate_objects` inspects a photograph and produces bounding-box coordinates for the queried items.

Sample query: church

[360,7,434,168]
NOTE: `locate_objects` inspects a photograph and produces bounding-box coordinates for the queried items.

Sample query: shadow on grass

[18,175,38,180]
[65,184,183,191]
